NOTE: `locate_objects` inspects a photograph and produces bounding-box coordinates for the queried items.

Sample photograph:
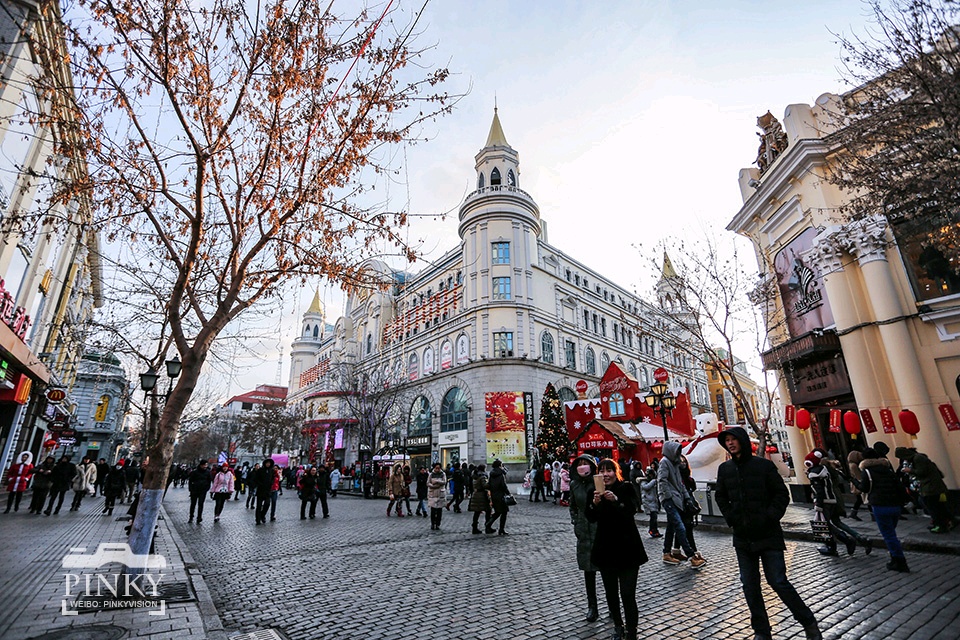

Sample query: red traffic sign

[46,388,67,403]
[575,380,588,394]
[653,367,669,383]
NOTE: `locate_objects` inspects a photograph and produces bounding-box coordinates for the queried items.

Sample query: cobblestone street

[164,488,960,640]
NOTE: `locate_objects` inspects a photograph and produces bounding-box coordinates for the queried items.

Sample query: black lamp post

[139,356,183,451]
[644,382,677,443]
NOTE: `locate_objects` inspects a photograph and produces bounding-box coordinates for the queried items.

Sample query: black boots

[585,607,598,622]
[887,556,910,572]
[612,625,624,640]
[624,629,638,640]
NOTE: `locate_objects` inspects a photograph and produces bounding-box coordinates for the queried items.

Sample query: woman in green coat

[569,454,600,622]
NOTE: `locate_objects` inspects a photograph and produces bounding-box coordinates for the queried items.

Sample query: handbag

[810,509,831,541]
[682,493,701,516]
[504,494,517,506]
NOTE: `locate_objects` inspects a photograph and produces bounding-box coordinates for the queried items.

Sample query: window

[492,277,511,300]
[585,347,596,375]
[541,332,555,364]
[628,362,638,378]
[366,333,373,354]
[492,242,510,264]
[613,323,619,342]
[592,313,598,333]
[600,351,610,372]
[558,386,577,403]
[491,167,502,185]
[478,172,485,189]
[583,309,589,328]
[575,274,581,286]
[893,216,960,301]
[241,402,253,411]
[566,269,572,282]
[507,169,516,186]
[408,396,432,437]
[565,340,576,370]
[640,368,649,386]
[494,331,514,357]
[609,392,625,417]
[600,318,606,337]
[440,387,469,432]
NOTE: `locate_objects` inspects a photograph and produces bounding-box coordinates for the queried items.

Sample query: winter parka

[188,465,213,496]
[639,475,659,514]
[212,470,234,494]
[72,461,98,493]
[657,441,686,509]
[468,471,491,512]
[427,470,447,509]
[568,455,599,572]
[586,479,649,570]
[6,452,34,492]
[895,447,948,497]
[51,459,77,491]
[859,457,907,508]
[715,426,789,552]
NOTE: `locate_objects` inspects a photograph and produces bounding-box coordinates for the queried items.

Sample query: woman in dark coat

[569,454,600,622]
[467,463,491,534]
[29,456,56,514]
[103,462,127,516]
[298,466,320,520]
[587,458,648,640]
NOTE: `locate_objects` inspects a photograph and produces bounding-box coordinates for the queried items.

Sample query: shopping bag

[810,510,831,541]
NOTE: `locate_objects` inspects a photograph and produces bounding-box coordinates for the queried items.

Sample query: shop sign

[523,392,534,461]
[57,437,76,446]
[879,408,896,433]
[408,352,419,381]
[773,228,835,338]
[653,367,669,383]
[860,409,878,433]
[45,388,67,403]
[810,413,824,449]
[407,435,430,448]
[0,359,7,382]
[786,359,852,404]
[0,280,32,341]
[829,409,842,433]
[600,376,629,395]
[939,404,960,431]
[575,380,588,396]
[581,438,615,450]
[334,428,344,448]
[50,419,68,431]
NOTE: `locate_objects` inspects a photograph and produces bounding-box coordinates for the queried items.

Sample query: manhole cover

[72,580,194,612]
[158,580,194,602]
[230,630,287,640]
[27,624,126,640]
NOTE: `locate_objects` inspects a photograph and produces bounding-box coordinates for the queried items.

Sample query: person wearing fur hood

[4,451,34,513]
[568,454,601,623]
[71,456,98,512]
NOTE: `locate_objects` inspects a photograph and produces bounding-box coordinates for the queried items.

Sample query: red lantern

[796,408,811,431]
[43,439,58,448]
[899,408,920,437]
[843,411,861,439]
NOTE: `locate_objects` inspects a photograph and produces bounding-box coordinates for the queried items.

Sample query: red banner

[784,404,795,427]
[829,409,841,433]
[810,413,824,449]
[860,409,877,433]
[880,408,896,434]
[939,404,960,431]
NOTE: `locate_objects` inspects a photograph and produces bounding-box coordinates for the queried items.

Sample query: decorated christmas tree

[536,382,571,461]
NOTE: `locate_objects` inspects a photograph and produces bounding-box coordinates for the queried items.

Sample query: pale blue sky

[228,0,879,398]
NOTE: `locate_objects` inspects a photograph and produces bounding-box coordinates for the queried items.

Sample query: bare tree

[238,404,302,456]
[331,362,406,466]
[829,0,960,263]
[638,237,788,452]
[26,0,457,556]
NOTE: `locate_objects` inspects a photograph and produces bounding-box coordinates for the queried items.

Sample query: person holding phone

[586,458,648,640]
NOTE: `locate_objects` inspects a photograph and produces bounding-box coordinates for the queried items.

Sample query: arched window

[585,347,596,375]
[541,332,555,364]
[303,324,311,336]
[600,352,610,373]
[558,386,577,403]
[640,367,649,386]
[491,167,501,186]
[312,325,319,338]
[440,387,469,432]
[478,172,485,189]
[366,333,373,354]
[408,352,419,380]
[628,362,637,378]
[609,392,625,417]
[507,169,516,186]
[408,396,431,437]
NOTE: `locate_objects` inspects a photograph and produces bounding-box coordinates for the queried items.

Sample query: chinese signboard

[523,392,534,462]
[0,279,32,341]
[939,404,960,431]
[880,408,896,434]
[786,359,852,404]
[860,409,878,433]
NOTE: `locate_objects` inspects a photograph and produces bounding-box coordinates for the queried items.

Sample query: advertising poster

[456,334,470,364]
[774,228,835,338]
[422,347,435,375]
[440,340,453,370]
[485,391,528,464]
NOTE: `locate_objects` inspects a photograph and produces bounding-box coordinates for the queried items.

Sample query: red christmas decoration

[843,411,861,439]
[795,408,811,430]
[43,439,57,448]
[899,408,920,437]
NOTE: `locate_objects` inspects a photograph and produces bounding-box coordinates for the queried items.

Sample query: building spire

[661,251,678,279]
[307,289,324,314]
[485,105,509,148]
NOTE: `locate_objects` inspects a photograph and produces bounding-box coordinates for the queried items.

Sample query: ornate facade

[287,111,710,476]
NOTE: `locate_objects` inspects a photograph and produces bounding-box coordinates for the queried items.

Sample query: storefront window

[894,217,960,301]
[440,387,468,432]
[408,396,431,437]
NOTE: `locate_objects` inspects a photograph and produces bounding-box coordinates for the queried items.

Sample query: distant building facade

[71,353,130,462]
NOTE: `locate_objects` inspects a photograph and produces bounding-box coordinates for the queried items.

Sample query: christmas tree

[536,383,571,462]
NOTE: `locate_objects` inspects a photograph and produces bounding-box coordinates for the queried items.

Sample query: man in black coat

[45,455,76,515]
[486,459,510,535]
[187,460,212,523]
[715,427,821,640]
[251,458,277,524]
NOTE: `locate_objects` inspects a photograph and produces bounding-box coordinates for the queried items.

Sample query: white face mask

[577,464,592,477]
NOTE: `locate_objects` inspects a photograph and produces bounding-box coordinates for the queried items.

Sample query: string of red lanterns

[789,406,919,438]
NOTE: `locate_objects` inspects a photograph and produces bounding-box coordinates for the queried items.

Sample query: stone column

[847,216,956,485]
[804,230,887,449]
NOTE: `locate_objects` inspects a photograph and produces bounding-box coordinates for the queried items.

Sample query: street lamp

[644,382,677,443]
[139,356,183,452]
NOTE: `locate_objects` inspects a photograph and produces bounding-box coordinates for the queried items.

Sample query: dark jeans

[71,490,87,510]
[662,499,694,556]
[447,487,464,510]
[487,498,507,532]
[256,494,271,522]
[246,487,257,509]
[269,490,279,519]
[213,492,230,517]
[530,484,545,502]
[430,506,443,528]
[872,505,904,558]
[46,488,68,514]
[471,509,490,531]
[317,491,329,517]
[599,567,639,630]
[29,487,50,512]
[648,511,659,534]
[189,493,206,520]
[664,511,696,553]
[104,493,119,512]
[301,496,317,518]
[583,570,597,609]
[735,547,816,637]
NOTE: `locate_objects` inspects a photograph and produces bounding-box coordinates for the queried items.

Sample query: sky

[216,0,880,402]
